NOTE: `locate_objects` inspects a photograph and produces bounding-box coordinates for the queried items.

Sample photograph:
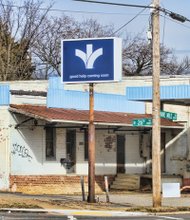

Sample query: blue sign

[61,38,122,83]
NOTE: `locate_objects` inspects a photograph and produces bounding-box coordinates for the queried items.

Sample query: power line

[74,0,153,9]
[0,3,149,16]
[74,0,190,23]
[174,50,190,54]
[111,7,148,36]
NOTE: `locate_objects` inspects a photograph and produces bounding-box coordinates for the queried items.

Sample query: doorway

[66,130,76,173]
[117,135,125,173]
[161,132,166,173]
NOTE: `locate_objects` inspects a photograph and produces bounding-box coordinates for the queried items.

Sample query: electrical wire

[161,13,166,45]
[160,14,190,30]
[74,0,190,23]
[0,3,150,16]
[1,1,190,25]
[74,0,153,10]
[110,6,149,36]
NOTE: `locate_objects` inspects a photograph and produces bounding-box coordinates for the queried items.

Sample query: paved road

[0,212,189,220]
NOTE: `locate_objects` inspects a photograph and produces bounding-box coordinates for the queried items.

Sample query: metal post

[80,176,86,201]
[104,176,110,203]
[152,0,161,207]
[88,83,95,203]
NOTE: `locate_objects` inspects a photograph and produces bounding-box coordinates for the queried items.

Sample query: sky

[16,0,190,61]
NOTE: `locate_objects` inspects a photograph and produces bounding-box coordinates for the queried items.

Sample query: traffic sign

[61,37,122,83]
[160,110,177,121]
[133,118,152,127]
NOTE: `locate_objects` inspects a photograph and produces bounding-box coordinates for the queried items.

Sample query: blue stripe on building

[0,85,10,105]
[47,77,145,114]
[126,85,190,101]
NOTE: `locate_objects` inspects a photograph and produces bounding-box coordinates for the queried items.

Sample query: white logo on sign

[75,44,103,69]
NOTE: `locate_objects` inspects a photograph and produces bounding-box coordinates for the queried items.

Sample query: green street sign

[133,118,152,127]
[160,110,177,121]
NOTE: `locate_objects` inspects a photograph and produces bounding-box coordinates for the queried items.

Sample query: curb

[0,208,150,217]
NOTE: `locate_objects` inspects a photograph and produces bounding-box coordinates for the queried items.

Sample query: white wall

[125,133,145,174]
[10,117,68,175]
[0,80,48,105]
[165,129,188,175]
[0,107,10,190]
[95,131,116,175]
[76,130,117,175]
[10,119,118,176]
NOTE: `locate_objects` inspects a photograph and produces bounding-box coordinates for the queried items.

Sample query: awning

[9,104,183,129]
[126,85,190,106]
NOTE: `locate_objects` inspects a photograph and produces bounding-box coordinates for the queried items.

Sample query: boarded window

[46,127,56,160]
[84,129,88,160]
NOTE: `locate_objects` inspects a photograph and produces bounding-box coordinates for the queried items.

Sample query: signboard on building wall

[61,37,122,83]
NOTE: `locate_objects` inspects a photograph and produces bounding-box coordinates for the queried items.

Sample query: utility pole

[88,83,95,203]
[152,0,161,207]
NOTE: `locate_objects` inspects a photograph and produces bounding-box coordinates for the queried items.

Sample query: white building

[0,76,189,194]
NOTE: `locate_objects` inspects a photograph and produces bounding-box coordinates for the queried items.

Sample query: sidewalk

[0,191,188,218]
[0,191,190,212]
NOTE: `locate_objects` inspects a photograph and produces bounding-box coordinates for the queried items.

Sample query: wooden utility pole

[152,0,161,207]
[88,83,95,203]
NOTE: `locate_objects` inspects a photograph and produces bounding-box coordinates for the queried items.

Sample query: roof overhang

[9,104,184,129]
[127,85,190,106]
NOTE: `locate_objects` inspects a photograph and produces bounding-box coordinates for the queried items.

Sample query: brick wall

[183,178,190,187]
[9,175,115,195]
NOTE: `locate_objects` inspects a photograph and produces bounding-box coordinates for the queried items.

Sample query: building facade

[0,76,189,194]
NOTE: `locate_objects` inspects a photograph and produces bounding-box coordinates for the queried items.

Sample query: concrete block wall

[125,133,145,174]
[95,131,117,175]
[10,123,69,175]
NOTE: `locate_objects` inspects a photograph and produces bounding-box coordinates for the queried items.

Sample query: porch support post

[88,83,95,203]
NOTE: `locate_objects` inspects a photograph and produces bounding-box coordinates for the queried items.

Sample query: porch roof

[9,104,183,129]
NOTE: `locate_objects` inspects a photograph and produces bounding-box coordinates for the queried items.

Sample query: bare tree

[122,35,186,76]
[32,16,114,78]
[0,0,52,80]
[32,15,79,78]
[2,0,188,80]
[175,56,190,75]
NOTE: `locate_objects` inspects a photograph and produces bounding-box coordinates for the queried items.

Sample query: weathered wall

[0,80,48,105]
[125,133,145,174]
[0,107,10,190]
[165,129,188,176]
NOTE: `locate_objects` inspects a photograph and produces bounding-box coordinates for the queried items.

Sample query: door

[117,135,125,173]
[161,132,166,173]
[66,130,76,173]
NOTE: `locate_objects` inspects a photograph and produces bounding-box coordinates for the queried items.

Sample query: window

[46,127,56,160]
[84,129,88,160]
[66,130,76,169]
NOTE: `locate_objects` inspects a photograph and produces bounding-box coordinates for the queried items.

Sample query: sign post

[88,83,95,202]
[61,37,122,203]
